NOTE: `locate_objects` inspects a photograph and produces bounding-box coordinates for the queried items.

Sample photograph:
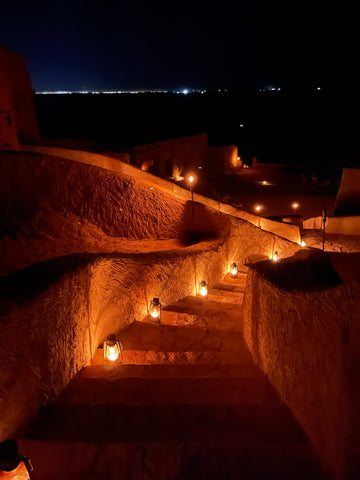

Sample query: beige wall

[335,168,360,216]
[0,47,39,144]
[303,215,360,235]
[243,253,360,479]
[20,146,301,244]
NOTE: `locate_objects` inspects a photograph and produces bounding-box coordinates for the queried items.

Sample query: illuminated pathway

[17,271,326,479]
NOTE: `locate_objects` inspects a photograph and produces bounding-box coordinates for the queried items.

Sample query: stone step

[78,363,263,380]
[59,376,278,406]
[93,321,252,366]
[17,439,325,480]
[222,271,248,287]
[94,348,253,366]
[207,288,244,304]
[25,402,309,444]
[162,297,243,329]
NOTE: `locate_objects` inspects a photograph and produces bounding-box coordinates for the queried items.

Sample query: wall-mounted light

[149,297,161,321]
[103,336,123,362]
[230,263,238,277]
[199,281,208,296]
[273,251,279,262]
[301,240,306,247]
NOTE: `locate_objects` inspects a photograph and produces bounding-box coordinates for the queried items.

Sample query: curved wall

[242,254,360,479]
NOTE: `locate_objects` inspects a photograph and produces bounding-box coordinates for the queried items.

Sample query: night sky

[1,1,358,92]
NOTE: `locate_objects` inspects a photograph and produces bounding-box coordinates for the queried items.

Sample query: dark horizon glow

[0,1,358,91]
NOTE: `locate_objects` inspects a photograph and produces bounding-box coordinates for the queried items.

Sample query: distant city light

[182,89,189,95]
[317,87,321,91]
[239,124,244,128]
[262,180,269,185]
[198,166,203,169]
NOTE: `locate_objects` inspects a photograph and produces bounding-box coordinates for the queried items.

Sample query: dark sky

[1,1,358,91]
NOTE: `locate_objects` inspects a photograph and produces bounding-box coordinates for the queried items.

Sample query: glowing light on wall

[149,297,161,321]
[230,263,238,277]
[273,251,279,262]
[199,281,208,296]
[301,240,306,247]
[103,338,123,362]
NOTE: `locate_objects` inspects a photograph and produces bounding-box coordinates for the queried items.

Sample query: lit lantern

[103,337,123,362]
[273,251,279,262]
[149,297,161,321]
[230,263,238,277]
[0,440,33,479]
[301,240,306,247]
[199,281,208,296]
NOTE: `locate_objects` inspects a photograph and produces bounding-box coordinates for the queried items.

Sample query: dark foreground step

[59,375,279,406]
[18,439,326,480]
[26,402,310,443]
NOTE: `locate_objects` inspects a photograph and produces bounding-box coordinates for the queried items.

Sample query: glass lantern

[0,440,33,479]
[149,297,161,321]
[199,280,208,296]
[103,337,123,362]
[230,263,238,277]
[273,251,279,262]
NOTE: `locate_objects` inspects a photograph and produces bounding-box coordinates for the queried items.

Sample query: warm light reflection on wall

[199,281,208,296]
[149,297,161,321]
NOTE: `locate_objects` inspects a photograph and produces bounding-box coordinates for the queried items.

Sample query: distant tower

[0,46,39,149]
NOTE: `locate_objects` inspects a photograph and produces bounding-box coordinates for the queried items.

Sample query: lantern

[103,337,123,362]
[149,297,161,321]
[0,440,33,479]
[230,263,238,277]
[199,281,208,296]
[273,251,278,262]
[301,240,306,247]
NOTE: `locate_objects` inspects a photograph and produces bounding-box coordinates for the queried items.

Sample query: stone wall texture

[0,149,303,440]
[242,252,360,479]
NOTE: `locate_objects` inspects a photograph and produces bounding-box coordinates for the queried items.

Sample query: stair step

[59,376,278,406]
[25,402,309,444]
[207,288,244,304]
[222,271,248,286]
[162,297,243,329]
[17,439,324,480]
[78,363,263,380]
[94,349,253,366]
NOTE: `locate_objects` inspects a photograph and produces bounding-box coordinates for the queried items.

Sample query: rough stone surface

[242,252,360,479]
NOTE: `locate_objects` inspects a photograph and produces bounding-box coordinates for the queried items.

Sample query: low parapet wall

[242,252,360,479]
[21,145,301,244]
[303,215,360,235]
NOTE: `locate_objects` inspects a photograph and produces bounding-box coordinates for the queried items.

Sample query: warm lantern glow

[301,240,306,247]
[199,280,208,296]
[103,338,122,362]
[149,297,161,321]
[273,251,279,262]
[230,263,238,277]
[292,203,299,209]
[262,180,268,185]
[0,440,33,480]
[255,204,263,212]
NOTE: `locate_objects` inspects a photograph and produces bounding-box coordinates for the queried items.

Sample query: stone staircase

[17,272,326,479]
